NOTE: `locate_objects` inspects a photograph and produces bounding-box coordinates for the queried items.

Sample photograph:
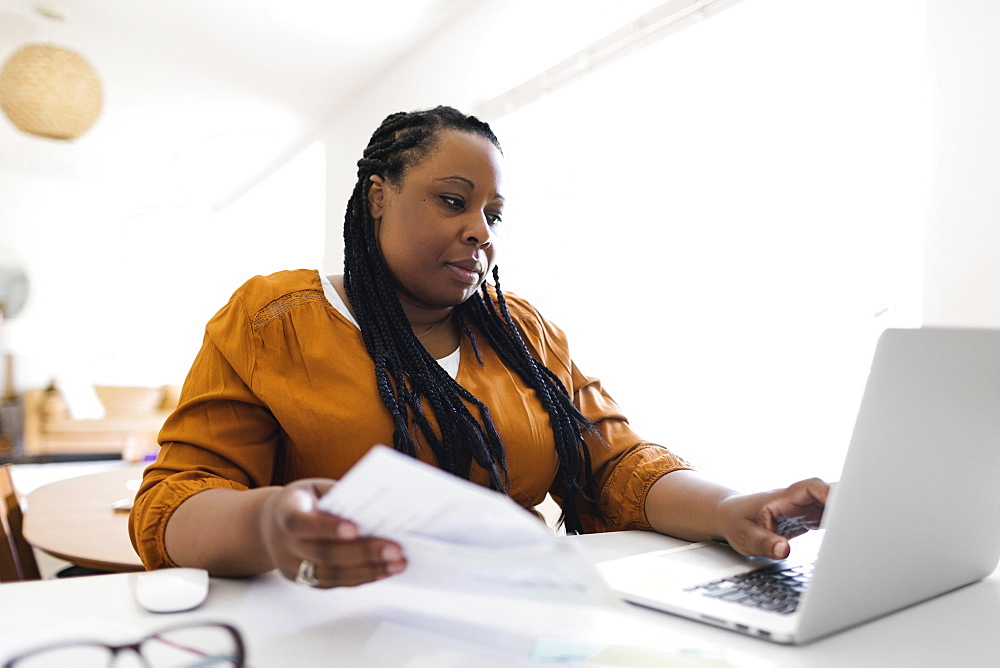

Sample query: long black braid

[343,106,601,534]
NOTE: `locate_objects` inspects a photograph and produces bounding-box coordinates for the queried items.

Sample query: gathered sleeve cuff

[595,442,690,530]
[129,474,249,569]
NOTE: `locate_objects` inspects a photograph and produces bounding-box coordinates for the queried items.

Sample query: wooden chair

[1,464,41,582]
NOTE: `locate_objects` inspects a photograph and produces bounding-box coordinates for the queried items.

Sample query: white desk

[1,531,999,666]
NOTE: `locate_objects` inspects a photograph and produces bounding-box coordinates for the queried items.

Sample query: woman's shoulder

[484,288,570,354]
[207,269,324,331]
[493,289,540,321]
[479,286,537,323]
[228,269,323,312]
[235,269,322,300]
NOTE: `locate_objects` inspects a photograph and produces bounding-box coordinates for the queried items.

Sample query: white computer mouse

[131,567,210,613]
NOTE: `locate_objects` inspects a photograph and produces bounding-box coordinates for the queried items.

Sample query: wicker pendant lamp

[0,7,103,140]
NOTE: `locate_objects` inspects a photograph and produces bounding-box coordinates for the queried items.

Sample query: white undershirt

[321,274,461,379]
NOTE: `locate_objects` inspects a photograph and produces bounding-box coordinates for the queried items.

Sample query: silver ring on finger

[294,559,320,587]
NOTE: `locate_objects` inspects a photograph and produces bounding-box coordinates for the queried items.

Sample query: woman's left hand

[715,478,829,560]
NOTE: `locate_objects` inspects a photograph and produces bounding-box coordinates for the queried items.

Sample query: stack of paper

[318,446,620,606]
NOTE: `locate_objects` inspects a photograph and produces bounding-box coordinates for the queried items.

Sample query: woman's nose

[464,213,493,248]
[466,234,492,249]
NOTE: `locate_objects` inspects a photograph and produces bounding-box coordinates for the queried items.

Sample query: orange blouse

[129,269,690,568]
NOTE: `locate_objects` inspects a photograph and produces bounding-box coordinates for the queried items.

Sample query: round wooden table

[23,463,146,572]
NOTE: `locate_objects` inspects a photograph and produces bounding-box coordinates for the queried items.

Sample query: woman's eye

[440,195,464,209]
[486,213,502,227]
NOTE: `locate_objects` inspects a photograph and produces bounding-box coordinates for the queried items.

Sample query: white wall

[0,143,325,391]
[924,0,1000,327]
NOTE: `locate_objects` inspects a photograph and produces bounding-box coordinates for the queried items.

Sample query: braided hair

[343,106,601,534]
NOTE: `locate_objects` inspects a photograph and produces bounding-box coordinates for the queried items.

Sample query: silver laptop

[598,327,1000,644]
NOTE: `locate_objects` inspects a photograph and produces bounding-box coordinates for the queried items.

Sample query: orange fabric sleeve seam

[599,443,693,531]
[149,478,250,568]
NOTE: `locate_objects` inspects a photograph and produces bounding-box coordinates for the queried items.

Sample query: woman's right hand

[259,478,407,588]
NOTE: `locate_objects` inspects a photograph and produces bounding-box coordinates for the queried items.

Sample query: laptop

[597,327,1000,644]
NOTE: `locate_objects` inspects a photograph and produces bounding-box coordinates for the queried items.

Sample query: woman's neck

[400,302,458,358]
[330,273,459,358]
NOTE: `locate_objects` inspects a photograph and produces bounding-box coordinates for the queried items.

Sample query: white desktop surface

[2,531,999,666]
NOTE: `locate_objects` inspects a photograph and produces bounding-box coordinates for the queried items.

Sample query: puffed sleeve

[129,290,282,569]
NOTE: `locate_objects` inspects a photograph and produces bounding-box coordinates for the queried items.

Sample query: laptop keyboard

[685,562,815,615]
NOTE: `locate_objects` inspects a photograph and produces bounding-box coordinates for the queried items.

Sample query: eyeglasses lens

[141,625,242,667]
[9,624,242,668]
[9,644,118,668]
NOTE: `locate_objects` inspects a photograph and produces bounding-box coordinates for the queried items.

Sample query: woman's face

[368,129,504,315]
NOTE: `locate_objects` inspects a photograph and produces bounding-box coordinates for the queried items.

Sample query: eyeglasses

[2,621,245,668]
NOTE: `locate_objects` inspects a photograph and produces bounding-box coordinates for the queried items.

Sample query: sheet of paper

[317,445,620,606]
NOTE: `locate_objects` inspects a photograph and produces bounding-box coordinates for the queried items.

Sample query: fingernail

[381,544,402,561]
[384,561,405,575]
[336,521,357,540]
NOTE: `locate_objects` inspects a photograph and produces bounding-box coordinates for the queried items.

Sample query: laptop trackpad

[598,543,773,593]
[657,543,758,568]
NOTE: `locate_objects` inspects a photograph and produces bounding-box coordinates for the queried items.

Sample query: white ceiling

[0,0,465,206]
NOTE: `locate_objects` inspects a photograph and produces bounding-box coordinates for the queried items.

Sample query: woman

[129,106,827,588]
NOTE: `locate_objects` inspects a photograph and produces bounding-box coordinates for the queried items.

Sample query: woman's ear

[368,174,386,221]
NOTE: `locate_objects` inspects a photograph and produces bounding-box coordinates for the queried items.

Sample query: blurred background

[1,0,996,487]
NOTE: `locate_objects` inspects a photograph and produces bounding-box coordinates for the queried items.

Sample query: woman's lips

[445,259,485,285]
